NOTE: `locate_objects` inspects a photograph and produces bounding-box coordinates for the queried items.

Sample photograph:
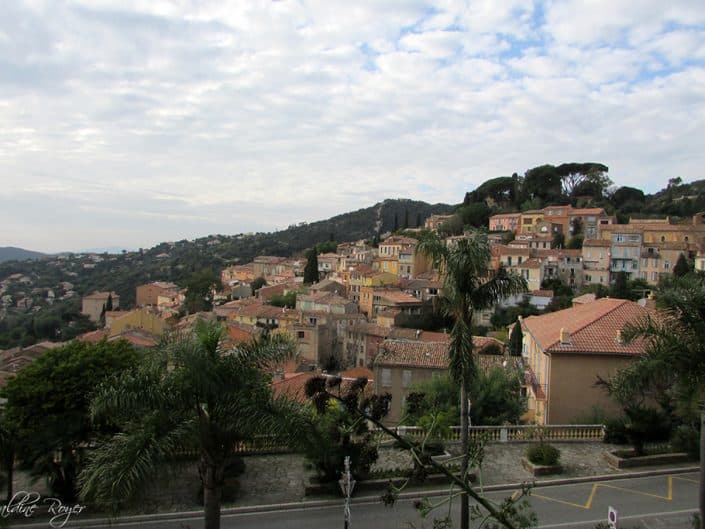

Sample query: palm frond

[79,416,197,506]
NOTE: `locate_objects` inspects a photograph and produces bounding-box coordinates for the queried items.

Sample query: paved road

[11,472,700,529]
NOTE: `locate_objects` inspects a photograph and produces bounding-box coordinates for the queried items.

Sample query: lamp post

[338,456,356,529]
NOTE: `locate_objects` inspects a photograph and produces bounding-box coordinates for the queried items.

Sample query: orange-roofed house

[348,267,398,304]
[136,281,179,307]
[359,287,423,319]
[488,212,521,234]
[374,337,505,424]
[520,297,652,424]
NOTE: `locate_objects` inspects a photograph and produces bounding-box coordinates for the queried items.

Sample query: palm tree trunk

[202,461,223,529]
[698,409,705,527]
[5,448,13,504]
[460,384,469,529]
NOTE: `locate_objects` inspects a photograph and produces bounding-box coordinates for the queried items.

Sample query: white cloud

[0,0,704,251]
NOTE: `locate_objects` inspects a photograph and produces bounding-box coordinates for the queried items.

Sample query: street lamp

[338,456,356,529]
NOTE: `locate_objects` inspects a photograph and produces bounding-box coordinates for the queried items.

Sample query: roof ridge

[545,298,628,350]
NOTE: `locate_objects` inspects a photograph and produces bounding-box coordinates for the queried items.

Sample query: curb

[11,466,700,528]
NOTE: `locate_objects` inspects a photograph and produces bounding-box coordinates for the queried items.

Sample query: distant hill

[0,198,454,309]
[197,198,454,265]
[0,247,47,262]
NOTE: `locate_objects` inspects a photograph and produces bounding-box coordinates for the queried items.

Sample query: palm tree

[0,414,16,504]
[417,230,527,529]
[79,320,303,529]
[618,273,705,524]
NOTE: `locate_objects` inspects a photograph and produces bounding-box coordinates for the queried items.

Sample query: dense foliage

[2,339,141,500]
[526,443,561,466]
[404,369,527,430]
[79,322,304,529]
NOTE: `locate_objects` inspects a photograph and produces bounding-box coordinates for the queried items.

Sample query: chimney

[616,329,623,345]
[559,328,571,345]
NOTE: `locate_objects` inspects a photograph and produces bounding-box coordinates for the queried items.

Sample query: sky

[1,1,705,253]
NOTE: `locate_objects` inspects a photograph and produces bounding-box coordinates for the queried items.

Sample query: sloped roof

[272,370,374,403]
[375,337,504,369]
[521,297,652,355]
[572,293,597,305]
[571,208,607,215]
[388,328,451,343]
[377,289,423,304]
[583,239,611,247]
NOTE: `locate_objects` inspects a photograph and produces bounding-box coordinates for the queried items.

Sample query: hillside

[0,199,453,309]
[0,247,48,262]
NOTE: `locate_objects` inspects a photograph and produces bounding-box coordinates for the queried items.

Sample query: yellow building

[107,308,169,338]
[521,298,651,424]
[638,241,688,285]
[81,291,120,323]
[519,210,545,235]
[348,268,398,303]
[373,255,400,276]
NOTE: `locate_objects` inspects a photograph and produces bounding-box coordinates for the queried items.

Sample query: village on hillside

[4,206,704,428]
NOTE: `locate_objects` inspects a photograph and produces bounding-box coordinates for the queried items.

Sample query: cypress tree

[673,253,692,277]
[303,248,319,284]
[508,321,523,357]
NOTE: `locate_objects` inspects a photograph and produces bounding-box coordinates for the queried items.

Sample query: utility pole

[339,456,356,529]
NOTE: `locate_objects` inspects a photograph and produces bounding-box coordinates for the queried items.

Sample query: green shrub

[671,424,700,458]
[624,406,671,455]
[423,439,446,456]
[526,443,560,466]
[302,403,379,483]
[604,416,629,444]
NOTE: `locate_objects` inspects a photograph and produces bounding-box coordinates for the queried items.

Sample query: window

[664,260,670,270]
[381,368,392,387]
[507,256,512,266]
[402,370,412,388]
[518,256,523,264]
[652,272,658,281]
[297,331,305,339]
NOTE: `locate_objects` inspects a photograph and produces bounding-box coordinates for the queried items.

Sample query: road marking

[531,474,698,510]
[538,508,698,528]
[598,476,672,502]
[674,476,699,484]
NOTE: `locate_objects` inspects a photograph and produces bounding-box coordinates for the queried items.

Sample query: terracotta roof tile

[376,289,422,304]
[375,337,504,369]
[571,293,597,305]
[571,208,606,215]
[522,297,652,355]
[583,239,611,247]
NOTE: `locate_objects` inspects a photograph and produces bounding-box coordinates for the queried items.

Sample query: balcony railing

[372,424,605,443]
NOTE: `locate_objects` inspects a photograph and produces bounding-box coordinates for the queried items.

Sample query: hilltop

[0,247,48,263]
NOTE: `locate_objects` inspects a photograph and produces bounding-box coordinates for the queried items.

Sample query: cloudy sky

[1,1,704,253]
